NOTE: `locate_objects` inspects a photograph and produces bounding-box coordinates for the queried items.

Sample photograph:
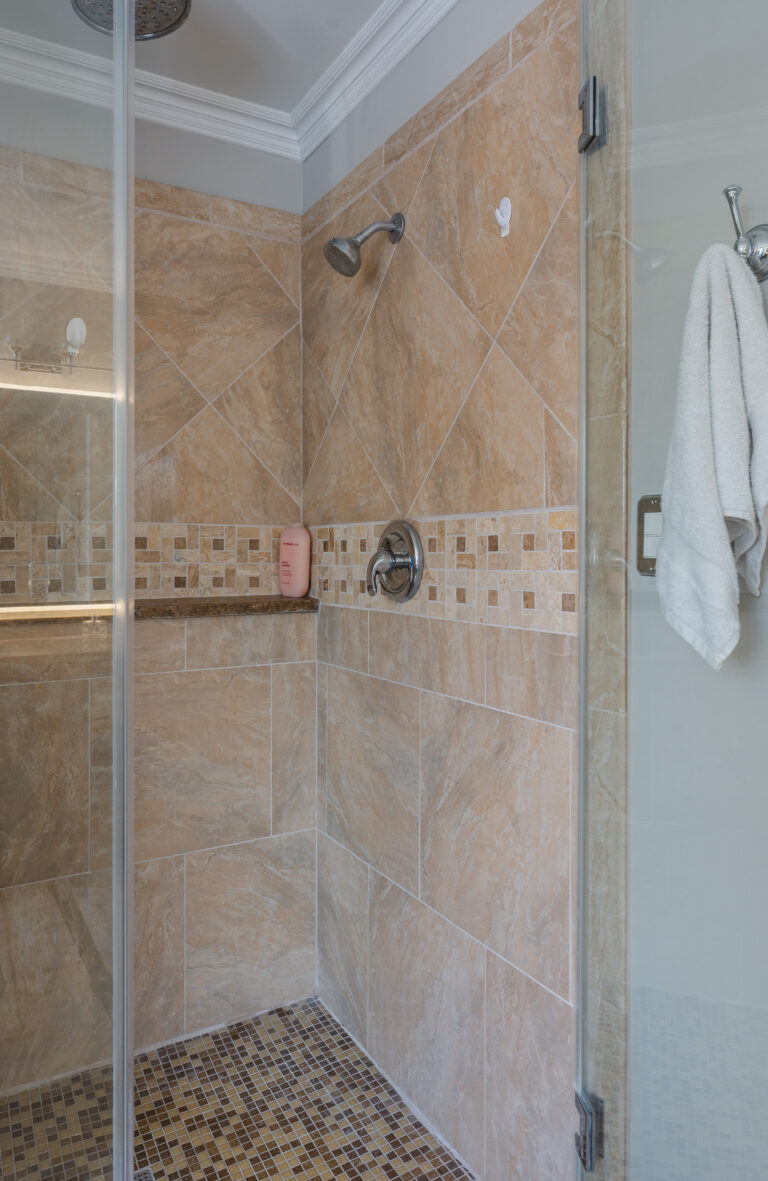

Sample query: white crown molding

[134,73,297,160]
[292,0,460,159]
[0,0,460,163]
[0,27,299,159]
[632,107,768,170]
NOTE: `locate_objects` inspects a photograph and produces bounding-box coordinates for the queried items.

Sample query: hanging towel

[656,243,768,669]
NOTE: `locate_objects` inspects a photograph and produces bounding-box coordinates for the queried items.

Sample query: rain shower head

[324,213,406,277]
[71,0,191,40]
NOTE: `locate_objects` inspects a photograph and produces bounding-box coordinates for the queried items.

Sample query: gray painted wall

[2,0,539,213]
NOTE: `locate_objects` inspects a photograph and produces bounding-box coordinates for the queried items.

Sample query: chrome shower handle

[366,547,410,596]
[365,520,424,602]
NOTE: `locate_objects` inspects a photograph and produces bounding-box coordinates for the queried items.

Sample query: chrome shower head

[324,236,363,278]
[323,213,406,277]
[71,0,191,40]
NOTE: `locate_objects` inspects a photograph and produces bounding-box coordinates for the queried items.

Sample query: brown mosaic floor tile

[0,999,474,1180]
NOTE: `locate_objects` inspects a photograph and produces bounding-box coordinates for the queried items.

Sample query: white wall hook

[66,317,87,357]
[495,197,512,238]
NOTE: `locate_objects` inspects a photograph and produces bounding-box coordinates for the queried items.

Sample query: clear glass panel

[582,1,768,1178]
[0,1,133,1176]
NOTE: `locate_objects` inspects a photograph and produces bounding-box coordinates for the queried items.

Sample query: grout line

[301,229,403,503]
[323,831,572,1006]
[483,947,488,1180]
[133,315,300,486]
[317,993,479,1178]
[208,402,300,511]
[314,658,319,830]
[307,504,577,528]
[133,656,313,679]
[405,183,577,517]
[14,182,113,281]
[308,601,577,639]
[183,853,188,1034]
[320,647,577,733]
[417,691,422,900]
[134,317,210,404]
[128,828,316,871]
[569,728,576,1008]
[323,664,329,832]
[314,824,319,997]
[300,341,340,490]
[210,315,300,411]
[365,866,371,1046]
[240,234,301,312]
[314,653,320,996]
[269,663,274,836]
[0,442,78,525]
[135,199,300,245]
[132,993,313,1063]
[86,679,92,873]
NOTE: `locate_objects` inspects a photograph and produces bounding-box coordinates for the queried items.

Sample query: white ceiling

[1,0,384,111]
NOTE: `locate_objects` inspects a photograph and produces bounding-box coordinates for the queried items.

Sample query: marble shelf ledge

[134,594,319,620]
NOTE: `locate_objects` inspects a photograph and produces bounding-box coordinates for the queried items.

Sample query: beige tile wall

[0,160,317,1091]
[0,612,316,1092]
[0,154,302,606]
[305,0,579,1175]
[1,13,583,1181]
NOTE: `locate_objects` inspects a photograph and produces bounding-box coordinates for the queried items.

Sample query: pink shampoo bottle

[278,524,311,598]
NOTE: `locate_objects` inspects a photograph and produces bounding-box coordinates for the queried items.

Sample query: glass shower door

[0,1,133,1176]
[581,0,768,1178]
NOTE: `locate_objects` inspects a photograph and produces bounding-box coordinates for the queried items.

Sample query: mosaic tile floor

[0,999,474,1180]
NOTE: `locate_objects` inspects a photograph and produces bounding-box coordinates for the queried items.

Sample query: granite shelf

[134,595,319,620]
[0,596,319,624]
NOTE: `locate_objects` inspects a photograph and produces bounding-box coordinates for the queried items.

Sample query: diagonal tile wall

[0,158,303,605]
[0,157,314,1094]
[303,0,580,1176]
[1,7,581,1181]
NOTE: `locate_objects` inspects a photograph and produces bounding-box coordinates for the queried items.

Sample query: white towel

[656,243,768,669]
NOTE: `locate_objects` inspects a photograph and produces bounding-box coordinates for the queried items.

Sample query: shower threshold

[0,999,473,1179]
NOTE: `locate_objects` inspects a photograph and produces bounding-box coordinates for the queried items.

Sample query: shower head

[324,213,406,277]
[71,0,191,40]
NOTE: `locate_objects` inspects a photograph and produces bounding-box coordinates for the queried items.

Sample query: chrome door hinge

[575,1090,603,1172]
[578,76,601,153]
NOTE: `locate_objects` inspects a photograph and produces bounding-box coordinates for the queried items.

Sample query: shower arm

[353,217,405,246]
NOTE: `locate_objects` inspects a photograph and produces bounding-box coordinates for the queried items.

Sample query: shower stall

[1,0,766,1177]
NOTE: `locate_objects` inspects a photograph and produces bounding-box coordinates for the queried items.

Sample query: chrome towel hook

[723,185,768,282]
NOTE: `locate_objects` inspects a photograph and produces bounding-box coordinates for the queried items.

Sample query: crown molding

[134,73,297,160]
[292,0,460,159]
[0,0,460,163]
[0,27,299,159]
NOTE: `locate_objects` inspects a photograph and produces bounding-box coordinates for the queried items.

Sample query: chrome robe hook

[723,185,768,282]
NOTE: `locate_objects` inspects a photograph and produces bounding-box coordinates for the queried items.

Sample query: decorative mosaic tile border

[1,512,578,625]
[133,522,281,599]
[310,509,578,633]
[0,522,285,604]
[0,521,113,605]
